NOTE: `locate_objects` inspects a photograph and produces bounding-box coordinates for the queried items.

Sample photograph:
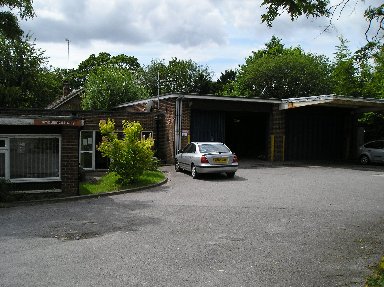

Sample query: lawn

[80,170,166,195]
[366,256,384,287]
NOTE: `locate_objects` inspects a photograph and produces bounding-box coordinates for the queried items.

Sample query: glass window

[9,137,60,179]
[365,141,384,149]
[80,131,94,151]
[183,143,196,153]
[199,143,230,154]
[80,131,95,169]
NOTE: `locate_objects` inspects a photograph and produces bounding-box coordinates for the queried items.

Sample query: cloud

[18,0,378,78]
[22,0,227,47]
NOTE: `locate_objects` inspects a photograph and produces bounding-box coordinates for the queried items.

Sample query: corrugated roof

[280,95,384,112]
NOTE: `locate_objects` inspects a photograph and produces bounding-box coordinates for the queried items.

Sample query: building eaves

[114,94,281,109]
[280,95,384,112]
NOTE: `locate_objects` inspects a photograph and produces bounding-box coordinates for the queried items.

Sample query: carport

[117,94,384,164]
[280,95,384,161]
[178,95,279,159]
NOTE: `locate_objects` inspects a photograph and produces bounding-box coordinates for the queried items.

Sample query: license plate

[213,157,228,164]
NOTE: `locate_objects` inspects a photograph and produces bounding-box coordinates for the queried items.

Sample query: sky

[19,0,380,79]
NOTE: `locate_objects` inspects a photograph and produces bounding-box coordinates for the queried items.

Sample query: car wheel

[226,172,235,178]
[360,155,370,165]
[175,159,181,172]
[191,164,199,179]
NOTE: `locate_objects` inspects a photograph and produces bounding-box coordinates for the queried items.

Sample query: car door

[178,143,194,170]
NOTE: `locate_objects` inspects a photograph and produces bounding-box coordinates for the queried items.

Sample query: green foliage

[142,57,214,97]
[365,46,384,98]
[0,34,62,108]
[261,0,329,27]
[82,66,149,110]
[260,0,383,42]
[215,69,237,96]
[98,119,155,185]
[233,37,332,99]
[365,256,384,287]
[66,52,142,89]
[331,37,361,97]
[79,170,165,195]
[358,112,384,141]
[0,0,34,40]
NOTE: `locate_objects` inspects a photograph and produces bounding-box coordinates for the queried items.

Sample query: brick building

[1,93,384,195]
[117,94,384,163]
[0,109,163,195]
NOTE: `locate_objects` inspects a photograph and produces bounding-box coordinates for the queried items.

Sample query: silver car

[359,140,384,164]
[175,142,238,179]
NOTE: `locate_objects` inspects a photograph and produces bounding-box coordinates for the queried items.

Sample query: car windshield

[199,143,230,154]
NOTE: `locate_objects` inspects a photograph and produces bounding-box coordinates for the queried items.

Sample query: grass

[79,170,166,195]
[365,256,384,287]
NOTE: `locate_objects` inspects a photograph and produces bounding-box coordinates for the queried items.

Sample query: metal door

[191,110,225,142]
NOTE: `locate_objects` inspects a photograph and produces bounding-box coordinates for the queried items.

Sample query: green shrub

[98,119,156,185]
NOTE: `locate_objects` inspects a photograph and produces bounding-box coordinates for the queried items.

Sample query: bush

[98,119,155,185]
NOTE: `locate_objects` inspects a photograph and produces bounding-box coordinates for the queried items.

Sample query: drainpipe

[175,96,184,156]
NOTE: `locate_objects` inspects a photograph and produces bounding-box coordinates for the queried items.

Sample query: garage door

[190,110,225,142]
[285,108,347,160]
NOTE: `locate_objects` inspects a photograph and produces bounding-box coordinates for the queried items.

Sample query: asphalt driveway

[0,161,383,286]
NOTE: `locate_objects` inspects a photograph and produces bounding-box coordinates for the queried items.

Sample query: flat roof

[116,94,384,113]
[280,95,384,112]
[114,94,281,108]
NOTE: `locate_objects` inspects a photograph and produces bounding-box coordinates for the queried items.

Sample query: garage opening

[285,107,348,161]
[225,112,269,158]
[190,110,269,159]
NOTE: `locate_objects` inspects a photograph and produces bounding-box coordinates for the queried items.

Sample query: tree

[260,0,383,42]
[0,0,34,40]
[0,34,62,108]
[143,58,214,97]
[98,119,155,185]
[331,37,361,97]
[233,37,332,99]
[215,69,237,96]
[66,52,142,89]
[82,65,149,110]
[367,46,384,98]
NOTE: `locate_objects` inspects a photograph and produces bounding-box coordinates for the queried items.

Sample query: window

[365,141,384,149]
[199,143,230,154]
[183,143,196,153]
[0,136,61,181]
[80,131,95,169]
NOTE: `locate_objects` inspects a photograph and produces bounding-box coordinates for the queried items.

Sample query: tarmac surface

[0,161,383,286]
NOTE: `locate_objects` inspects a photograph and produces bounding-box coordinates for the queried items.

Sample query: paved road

[0,162,383,287]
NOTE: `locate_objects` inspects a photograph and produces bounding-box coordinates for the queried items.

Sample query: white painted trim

[0,118,34,125]
[0,134,61,182]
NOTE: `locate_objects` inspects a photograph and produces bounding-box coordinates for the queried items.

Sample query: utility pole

[65,38,70,70]
[157,71,160,109]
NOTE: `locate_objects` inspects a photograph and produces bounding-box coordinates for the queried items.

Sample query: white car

[175,142,238,179]
[359,140,384,164]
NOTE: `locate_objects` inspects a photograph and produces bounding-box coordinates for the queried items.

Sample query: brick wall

[156,97,191,163]
[81,110,168,163]
[158,99,176,163]
[61,127,80,195]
